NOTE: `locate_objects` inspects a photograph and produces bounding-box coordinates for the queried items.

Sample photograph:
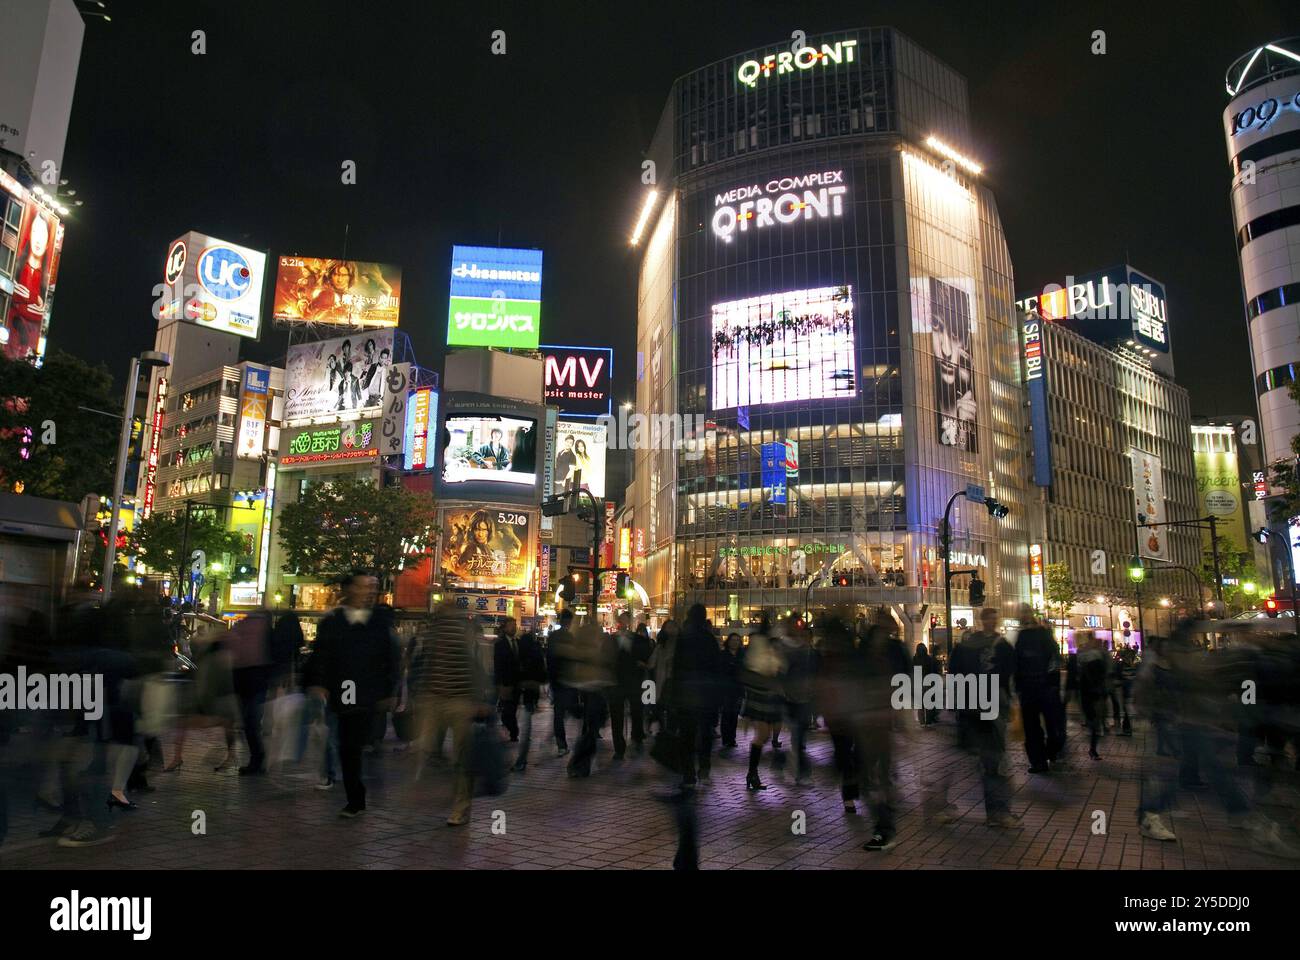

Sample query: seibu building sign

[712,170,847,242]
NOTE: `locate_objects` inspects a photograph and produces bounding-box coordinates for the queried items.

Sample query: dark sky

[50,0,1293,417]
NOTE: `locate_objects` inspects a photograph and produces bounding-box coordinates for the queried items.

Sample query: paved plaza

[2,702,1298,870]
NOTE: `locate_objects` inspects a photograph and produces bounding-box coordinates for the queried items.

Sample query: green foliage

[276,476,438,584]
[0,348,119,502]
[1198,535,1257,615]
[130,509,247,584]
[1044,561,1074,622]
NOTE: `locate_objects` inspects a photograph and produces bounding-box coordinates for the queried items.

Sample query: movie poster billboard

[552,419,607,498]
[710,285,856,410]
[285,329,394,421]
[1,170,63,364]
[925,276,977,452]
[1131,446,1169,561]
[440,506,534,590]
[272,256,401,327]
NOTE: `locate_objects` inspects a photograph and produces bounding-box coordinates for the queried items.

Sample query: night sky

[49,0,1293,418]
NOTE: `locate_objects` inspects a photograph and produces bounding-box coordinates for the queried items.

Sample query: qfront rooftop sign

[737,40,859,88]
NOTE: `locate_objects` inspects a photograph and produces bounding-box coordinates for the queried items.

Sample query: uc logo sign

[164,240,187,285]
[198,246,253,301]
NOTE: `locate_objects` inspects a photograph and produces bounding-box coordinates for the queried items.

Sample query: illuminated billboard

[1016,264,1172,376]
[441,506,534,590]
[447,245,542,349]
[236,365,270,459]
[441,414,538,488]
[404,388,437,470]
[1192,431,1248,554]
[156,231,267,339]
[711,285,855,410]
[272,256,401,327]
[141,377,168,518]
[922,276,978,453]
[542,344,613,417]
[1131,446,1169,561]
[285,330,394,422]
[0,169,64,365]
[553,419,608,498]
[280,419,378,467]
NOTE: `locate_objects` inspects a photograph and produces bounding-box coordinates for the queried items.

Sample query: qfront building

[1224,38,1300,468]
[631,28,1030,640]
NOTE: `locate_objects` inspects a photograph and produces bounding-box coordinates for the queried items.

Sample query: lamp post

[102,350,169,603]
[941,487,1010,659]
[1127,558,1146,641]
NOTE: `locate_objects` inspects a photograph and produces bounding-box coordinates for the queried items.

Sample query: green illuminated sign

[447,296,541,349]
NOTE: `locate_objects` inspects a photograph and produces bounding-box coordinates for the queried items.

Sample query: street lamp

[102,350,169,603]
[940,486,1010,658]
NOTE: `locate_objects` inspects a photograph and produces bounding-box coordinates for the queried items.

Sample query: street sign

[191,550,206,575]
[965,484,985,503]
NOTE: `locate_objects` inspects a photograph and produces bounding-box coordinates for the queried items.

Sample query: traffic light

[968,576,985,606]
[835,573,850,587]
[616,572,630,598]
[1255,527,1271,545]
[559,575,577,602]
[930,613,939,631]
[983,497,1009,519]
[1265,597,1279,618]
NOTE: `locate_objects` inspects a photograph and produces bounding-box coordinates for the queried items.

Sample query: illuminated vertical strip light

[257,462,276,600]
[629,190,659,245]
[1029,544,1045,611]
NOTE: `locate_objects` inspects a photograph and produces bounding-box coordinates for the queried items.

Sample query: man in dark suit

[303,570,400,818]
[494,617,523,742]
[477,427,510,470]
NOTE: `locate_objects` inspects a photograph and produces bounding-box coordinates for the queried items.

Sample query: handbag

[470,719,508,797]
[650,727,685,774]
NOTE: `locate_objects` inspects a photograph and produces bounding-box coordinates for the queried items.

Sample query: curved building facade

[1224,39,1300,467]
[632,28,1029,637]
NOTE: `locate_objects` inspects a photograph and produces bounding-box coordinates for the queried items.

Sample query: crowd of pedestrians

[3,578,1299,867]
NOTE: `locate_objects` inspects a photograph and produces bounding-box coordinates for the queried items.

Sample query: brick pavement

[2,701,1298,870]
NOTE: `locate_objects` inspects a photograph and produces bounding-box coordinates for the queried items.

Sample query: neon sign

[736,40,858,88]
[142,377,168,518]
[280,421,377,465]
[712,170,846,242]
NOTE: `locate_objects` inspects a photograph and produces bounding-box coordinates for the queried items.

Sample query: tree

[129,509,248,587]
[276,476,439,586]
[1044,561,1075,625]
[0,348,120,502]
[1198,535,1257,615]
[1267,378,1300,523]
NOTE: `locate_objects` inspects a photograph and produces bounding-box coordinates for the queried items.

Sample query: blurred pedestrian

[740,613,786,791]
[303,571,400,818]
[718,633,744,750]
[1014,605,1064,772]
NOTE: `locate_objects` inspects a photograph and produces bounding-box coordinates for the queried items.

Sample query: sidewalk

[2,703,1297,870]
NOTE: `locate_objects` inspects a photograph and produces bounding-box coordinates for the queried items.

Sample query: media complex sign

[711,170,847,242]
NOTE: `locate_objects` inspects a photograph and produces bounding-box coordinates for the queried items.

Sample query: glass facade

[635,28,1029,632]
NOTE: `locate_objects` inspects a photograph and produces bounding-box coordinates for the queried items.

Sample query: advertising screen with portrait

[552,420,607,498]
[285,330,395,421]
[926,276,977,452]
[441,506,534,590]
[711,285,855,410]
[272,256,401,327]
[441,415,538,488]
[0,170,63,365]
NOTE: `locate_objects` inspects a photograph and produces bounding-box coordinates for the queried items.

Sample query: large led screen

[285,330,395,422]
[441,414,539,488]
[711,285,855,410]
[272,256,401,327]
